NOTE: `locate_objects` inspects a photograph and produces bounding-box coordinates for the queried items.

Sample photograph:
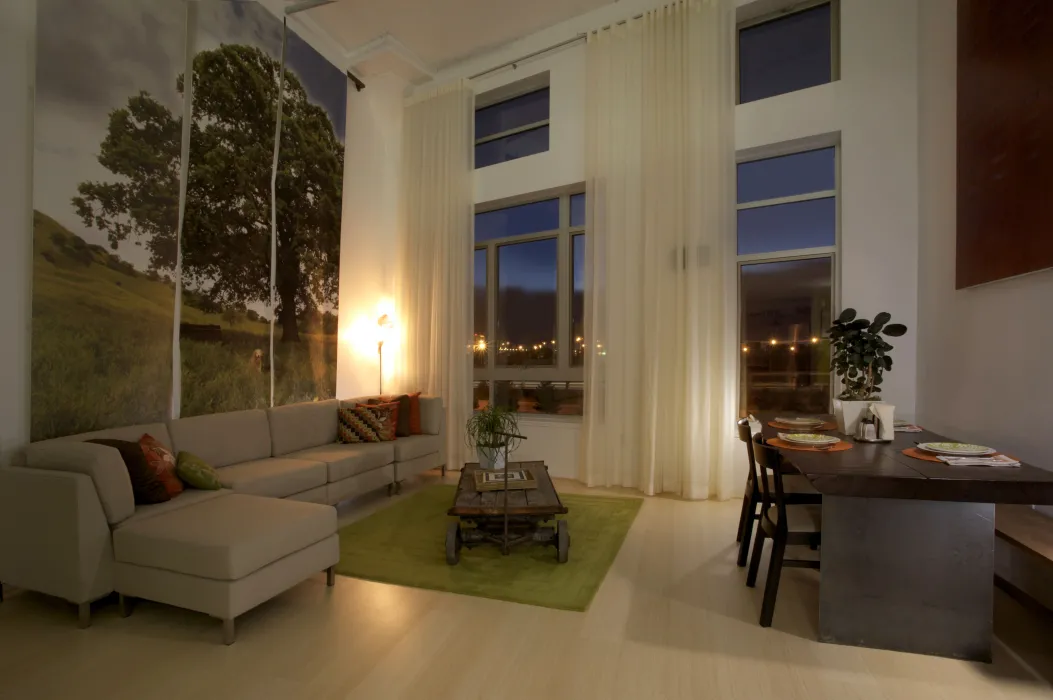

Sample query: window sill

[514,413,583,427]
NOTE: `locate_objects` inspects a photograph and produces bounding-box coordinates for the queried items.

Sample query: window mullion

[557,196,571,374]
[487,240,498,407]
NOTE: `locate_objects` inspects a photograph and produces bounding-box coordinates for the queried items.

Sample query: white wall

[0,2,35,465]
[407,0,923,476]
[916,0,1053,514]
[336,73,407,399]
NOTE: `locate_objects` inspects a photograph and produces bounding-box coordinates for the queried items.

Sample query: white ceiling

[295,0,613,80]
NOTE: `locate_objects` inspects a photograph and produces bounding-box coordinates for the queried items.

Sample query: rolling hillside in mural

[31,0,346,438]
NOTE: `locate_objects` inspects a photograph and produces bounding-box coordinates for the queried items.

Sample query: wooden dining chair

[746,434,822,627]
[735,418,820,568]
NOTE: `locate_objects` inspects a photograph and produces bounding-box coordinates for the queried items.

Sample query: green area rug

[334,485,643,611]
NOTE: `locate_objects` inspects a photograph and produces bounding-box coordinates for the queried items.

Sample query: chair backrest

[737,418,760,489]
[752,434,787,532]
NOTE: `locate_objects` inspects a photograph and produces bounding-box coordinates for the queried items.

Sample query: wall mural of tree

[31,0,346,437]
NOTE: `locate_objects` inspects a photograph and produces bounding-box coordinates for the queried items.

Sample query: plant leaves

[869,311,891,333]
[882,323,907,337]
[883,356,893,370]
[837,308,857,323]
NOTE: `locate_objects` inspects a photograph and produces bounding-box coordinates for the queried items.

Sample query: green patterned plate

[778,432,840,446]
[918,442,995,456]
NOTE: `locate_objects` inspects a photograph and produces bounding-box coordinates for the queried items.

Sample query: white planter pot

[477,446,507,471]
[833,399,875,435]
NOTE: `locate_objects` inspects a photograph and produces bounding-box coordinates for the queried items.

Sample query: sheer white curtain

[396,81,474,470]
[581,0,738,499]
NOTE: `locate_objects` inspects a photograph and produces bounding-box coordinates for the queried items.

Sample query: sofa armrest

[419,396,444,436]
[0,467,114,604]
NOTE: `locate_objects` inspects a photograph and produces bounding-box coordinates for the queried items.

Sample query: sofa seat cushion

[217,458,327,499]
[393,435,442,463]
[113,494,336,580]
[286,442,394,483]
[117,489,233,528]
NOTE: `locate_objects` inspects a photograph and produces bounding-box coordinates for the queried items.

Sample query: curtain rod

[467,8,659,82]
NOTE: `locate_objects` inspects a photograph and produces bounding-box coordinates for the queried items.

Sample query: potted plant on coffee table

[465,406,522,470]
[829,308,908,433]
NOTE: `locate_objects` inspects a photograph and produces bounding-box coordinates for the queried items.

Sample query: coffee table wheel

[556,520,569,564]
[446,522,462,565]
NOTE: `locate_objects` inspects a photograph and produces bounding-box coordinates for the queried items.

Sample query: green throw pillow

[176,451,223,490]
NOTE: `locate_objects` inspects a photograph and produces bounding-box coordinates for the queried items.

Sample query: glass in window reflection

[474,249,487,368]
[475,199,559,243]
[473,380,490,411]
[739,257,832,416]
[737,197,835,256]
[497,239,557,367]
[475,89,549,141]
[494,380,583,416]
[475,125,550,169]
[572,234,585,366]
[738,3,832,104]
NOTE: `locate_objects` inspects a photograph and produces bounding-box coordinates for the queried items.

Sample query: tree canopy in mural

[74,44,343,342]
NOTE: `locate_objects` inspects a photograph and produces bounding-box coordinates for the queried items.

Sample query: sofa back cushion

[25,441,135,524]
[168,410,271,468]
[19,422,175,464]
[266,400,338,456]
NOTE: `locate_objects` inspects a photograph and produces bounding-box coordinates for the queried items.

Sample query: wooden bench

[995,504,1053,614]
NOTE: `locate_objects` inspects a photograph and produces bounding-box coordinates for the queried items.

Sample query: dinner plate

[917,442,996,457]
[774,416,824,428]
[778,432,840,446]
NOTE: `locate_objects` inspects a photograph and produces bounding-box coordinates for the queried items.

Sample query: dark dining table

[758,412,1053,662]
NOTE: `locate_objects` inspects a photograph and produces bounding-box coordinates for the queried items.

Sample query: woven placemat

[768,438,853,453]
[768,421,838,432]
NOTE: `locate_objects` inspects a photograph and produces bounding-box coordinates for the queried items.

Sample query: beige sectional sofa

[0,396,445,644]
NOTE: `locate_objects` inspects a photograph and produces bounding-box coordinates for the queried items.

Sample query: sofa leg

[222,618,236,646]
[78,602,91,629]
[441,464,447,477]
[395,480,403,495]
[119,594,134,618]
[326,566,335,587]
[0,581,4,603]
[387,483,395,497]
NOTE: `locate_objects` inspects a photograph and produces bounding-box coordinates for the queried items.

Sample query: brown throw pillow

[87,438,170,505]
[338,406,387,443]
[356,402,399,441]
[388,394,411,437]
[139,434,183,498]
[407,392,422,435]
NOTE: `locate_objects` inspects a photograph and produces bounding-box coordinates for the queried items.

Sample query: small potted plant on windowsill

[465,406,522,470]
[829,308,908,434]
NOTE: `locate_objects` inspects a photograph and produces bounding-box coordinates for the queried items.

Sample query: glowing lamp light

[741,345,749,353]
[811,336,820,344]
[769,339,777,346]
[790,346,797,352]
[476,339,487,352]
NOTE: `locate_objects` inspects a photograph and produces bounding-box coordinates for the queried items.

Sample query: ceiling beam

[345,33,435,81]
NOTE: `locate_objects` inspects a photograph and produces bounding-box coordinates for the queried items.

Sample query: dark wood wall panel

[957,0,1053,289]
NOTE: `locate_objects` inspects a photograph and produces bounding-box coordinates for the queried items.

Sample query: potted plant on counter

[829,308,908,433]
[465,406,522,470]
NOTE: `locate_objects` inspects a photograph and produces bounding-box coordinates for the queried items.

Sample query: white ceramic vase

[477,446,507,470]
[833,399,874,435]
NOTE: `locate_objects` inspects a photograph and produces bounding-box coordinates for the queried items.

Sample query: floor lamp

[377,314,393,395]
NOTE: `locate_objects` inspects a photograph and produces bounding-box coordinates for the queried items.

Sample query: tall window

[474,191,585,415]
[738,147,837,415]
[475,84,550,169]
[738,1,838,104]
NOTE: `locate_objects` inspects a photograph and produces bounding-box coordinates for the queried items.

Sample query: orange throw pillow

[408,392,422,435]
[139,434,184,497]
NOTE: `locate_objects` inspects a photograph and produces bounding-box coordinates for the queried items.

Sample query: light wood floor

[1,470,1051,700]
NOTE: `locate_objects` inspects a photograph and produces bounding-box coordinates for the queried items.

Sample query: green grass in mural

[30,211,337,441]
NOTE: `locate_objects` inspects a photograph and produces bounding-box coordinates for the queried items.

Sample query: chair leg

[760,535,787,628]
[737,504,757,568]
[326,566,335,587]
[735,491,751,544]
[78,602,91,629]
[222,618,236,646]
[746,529,766,588]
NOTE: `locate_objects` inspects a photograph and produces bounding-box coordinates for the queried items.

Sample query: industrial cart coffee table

[446,461,569,565]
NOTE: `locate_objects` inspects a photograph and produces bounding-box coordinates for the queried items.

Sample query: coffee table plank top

[450,462,568,517]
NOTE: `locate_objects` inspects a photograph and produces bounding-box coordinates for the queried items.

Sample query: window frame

[735,144,841,415]
[474,187,586,411]
[474,73,552,168]
[736,0,841,105]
